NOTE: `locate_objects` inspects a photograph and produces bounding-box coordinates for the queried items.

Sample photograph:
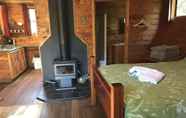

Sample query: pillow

[150,45,181,61]
[129,66,165,84]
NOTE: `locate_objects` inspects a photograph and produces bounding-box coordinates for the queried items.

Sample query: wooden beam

[159,0,169,26]
[170,0,177,20]
[91,57,96,106]
[124,0,130,63]
[110,83,124,118]
[0,0,34,4]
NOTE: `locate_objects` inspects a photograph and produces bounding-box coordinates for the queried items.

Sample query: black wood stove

[54,59,79,90]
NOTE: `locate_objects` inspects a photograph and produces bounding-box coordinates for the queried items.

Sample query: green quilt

[99,59,186,118]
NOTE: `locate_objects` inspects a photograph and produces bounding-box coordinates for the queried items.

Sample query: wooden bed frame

[92,66,125,118]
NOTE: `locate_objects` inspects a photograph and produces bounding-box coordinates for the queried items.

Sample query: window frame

[169,0,186,21]
[169,0,177,21]
[28,7,38,36]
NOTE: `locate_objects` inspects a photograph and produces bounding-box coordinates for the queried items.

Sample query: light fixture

[17,22,23,26]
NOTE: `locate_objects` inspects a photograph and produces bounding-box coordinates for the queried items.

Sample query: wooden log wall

[0,4,10,36]
[95,0,165,63]
[73,0,96,73]
[127,0,163,63]
[34,0,50,41]
[73,0,96,105]
[151,0,186,56]
[152,16,186,56]
[7,4,24,26]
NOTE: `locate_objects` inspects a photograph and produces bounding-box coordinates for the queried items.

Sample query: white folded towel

[129,66,165,84]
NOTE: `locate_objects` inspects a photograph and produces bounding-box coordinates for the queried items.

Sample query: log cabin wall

[7,4,24,27]
[73,0,96,74]
[0,4,10,36]
[14,0,50,46]
[151,0,186,56]
[152,16,186,56]
[0,0,50,45]
[16,0,50,44]
[34,0,50,41]
[72,0,165,76]
[73,0,96,105]
[127,0,163,63]
[0,0,50,68]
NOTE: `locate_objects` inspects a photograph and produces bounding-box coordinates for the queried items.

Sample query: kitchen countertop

[0,45,23,53]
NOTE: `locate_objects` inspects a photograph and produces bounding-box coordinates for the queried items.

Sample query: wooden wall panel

[34,0,50,40]
[0,4,10,36]
[73,0,96,105]
[129,0,161,43]
[95,0,165,63]
[2,0,50,46]
[151,0,186,56]
[152,16,186,56]
[14,36,41,47]
[73,0,96,72]
[7,4,24,26]
[127,0,163,62]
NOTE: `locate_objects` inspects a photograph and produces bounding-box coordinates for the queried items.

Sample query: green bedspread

[99,59,186,118]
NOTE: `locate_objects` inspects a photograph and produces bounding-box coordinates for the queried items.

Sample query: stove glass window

[55,65,75,75]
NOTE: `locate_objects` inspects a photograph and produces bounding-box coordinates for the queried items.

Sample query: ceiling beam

[0,0,34,4]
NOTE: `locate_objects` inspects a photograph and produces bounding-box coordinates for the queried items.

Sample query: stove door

[54,64,76,77]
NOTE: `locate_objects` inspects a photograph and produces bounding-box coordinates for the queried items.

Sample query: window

[169,0,186,20]
[28,8,38,35]
[176,0,186,16]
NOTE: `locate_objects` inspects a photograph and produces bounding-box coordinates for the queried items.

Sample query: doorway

[95,1,126,65]
[96,13,107,66]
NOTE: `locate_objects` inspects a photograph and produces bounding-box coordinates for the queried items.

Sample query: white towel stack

[128,66,165,84]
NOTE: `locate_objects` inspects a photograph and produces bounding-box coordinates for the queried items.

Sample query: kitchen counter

[0,45,22,53]
[0,46,27,83]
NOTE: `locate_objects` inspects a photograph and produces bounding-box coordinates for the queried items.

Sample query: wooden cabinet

[0,48,27,83]
[25,47,39,68]
[0,54,11,81]
[18,49,27,71]
[9,48,27,79]
[9,51,18,78]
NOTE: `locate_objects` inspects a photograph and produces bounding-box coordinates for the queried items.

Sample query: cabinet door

[18,48,27,71]
[0,55,11,81]
[9,51,19,79]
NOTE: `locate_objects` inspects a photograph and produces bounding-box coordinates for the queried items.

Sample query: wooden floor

[0,70,105,118]
[0,83,8,92]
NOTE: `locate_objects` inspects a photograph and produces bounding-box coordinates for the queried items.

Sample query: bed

[92,59,186,118]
